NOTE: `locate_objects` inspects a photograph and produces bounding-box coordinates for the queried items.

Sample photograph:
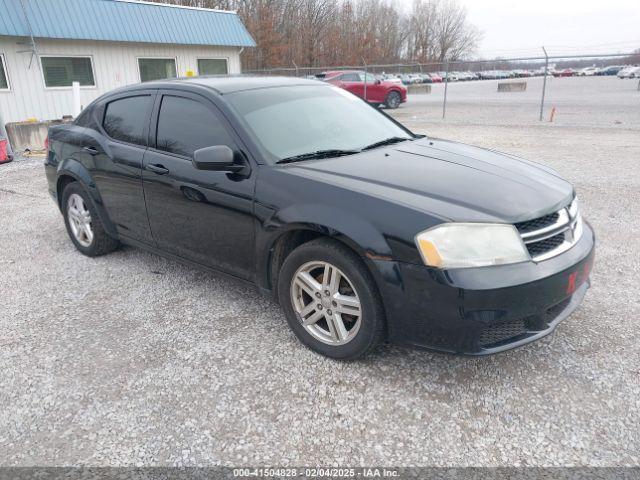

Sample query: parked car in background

[381,74,403,85]
[512,69,533,78]
[553,68,575,77]
[534,67,555,76]
[578,67,599,76]
[597,65,623,76]
[45,76,594,359]
[456,71,474,81]
[322,70,407,108]
[428,73,443,83]
[617,66,640,78]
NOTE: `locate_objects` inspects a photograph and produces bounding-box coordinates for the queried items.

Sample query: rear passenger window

[156,95,233,158]
[103,95,151,146]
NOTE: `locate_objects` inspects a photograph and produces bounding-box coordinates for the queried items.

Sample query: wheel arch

[258,214,392,297]
[56,158,119,239]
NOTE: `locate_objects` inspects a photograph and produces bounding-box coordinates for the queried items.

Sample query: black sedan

[44,76,595,359]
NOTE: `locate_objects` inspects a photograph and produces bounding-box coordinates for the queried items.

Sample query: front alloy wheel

[291,261,362,345]
[277,238,385,359]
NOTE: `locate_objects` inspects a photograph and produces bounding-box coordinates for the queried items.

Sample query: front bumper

[371,221,595,355]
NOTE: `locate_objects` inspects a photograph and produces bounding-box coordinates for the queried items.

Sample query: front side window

[156,95,233,158]
[198,58,228,76]
[363,73,376,83]
[103,96,152,146]
[139,58,177,83]
[0,55,9,89]
[41,56,95,87]
[227,85,411,162]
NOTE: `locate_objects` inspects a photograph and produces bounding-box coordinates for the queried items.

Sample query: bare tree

[149,0,481,70]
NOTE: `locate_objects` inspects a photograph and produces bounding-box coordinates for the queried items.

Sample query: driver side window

[156,95,234,158]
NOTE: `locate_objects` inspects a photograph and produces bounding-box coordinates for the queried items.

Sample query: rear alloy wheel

[67,193,94,247]
[385,91,401,109]
[62,182,119,257]
[277,238,385,359]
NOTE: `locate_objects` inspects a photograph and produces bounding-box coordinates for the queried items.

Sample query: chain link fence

[244,52,640,126]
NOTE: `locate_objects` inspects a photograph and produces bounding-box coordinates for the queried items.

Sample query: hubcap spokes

[67,193,93,247]
[291,261,362,346]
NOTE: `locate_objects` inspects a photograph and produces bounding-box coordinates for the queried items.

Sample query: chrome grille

[515,197,583,262]
[514,212,560,234]
[525,232,565,257]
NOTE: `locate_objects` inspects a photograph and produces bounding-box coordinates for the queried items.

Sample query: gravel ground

[399,75,640,128]
[1,86,639,467]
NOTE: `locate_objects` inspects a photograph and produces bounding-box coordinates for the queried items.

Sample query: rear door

[141,90,256,280]
[89,91,156,244]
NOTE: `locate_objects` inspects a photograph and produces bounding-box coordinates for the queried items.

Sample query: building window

[41,56,95,87]
[138,58,177,83]
[197,58,228,76]
[0,54,9,90]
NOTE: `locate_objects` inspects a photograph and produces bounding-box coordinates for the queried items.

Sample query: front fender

[56,158,119,238]
[255,202,395,292]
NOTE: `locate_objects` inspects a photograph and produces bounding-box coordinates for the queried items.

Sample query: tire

[61,181,119,257]
[277,238,385,360]
[384,91,402,109]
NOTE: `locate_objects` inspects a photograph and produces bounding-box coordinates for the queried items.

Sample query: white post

[72,81,81,118]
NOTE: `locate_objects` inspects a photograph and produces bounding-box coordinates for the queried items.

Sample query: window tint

[75,106,94,128]
[341,73,360,82]
[198,58,228,76]
[156,96,233,158]
[227,86,410,162]
[0,55,8,89]
[139,58,177,82]
[41,57,95,87]
[364,73,376,83]
[103,96,152,146]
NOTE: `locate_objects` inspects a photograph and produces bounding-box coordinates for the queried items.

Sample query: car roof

[111,75,329,96]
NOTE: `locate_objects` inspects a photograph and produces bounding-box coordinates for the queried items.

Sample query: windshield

[226,85,412,163]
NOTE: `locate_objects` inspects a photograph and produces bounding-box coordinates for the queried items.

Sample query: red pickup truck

[319,70,407,109]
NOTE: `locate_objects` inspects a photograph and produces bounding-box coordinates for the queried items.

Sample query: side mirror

[375,79,381,85]
[193,145,243,172]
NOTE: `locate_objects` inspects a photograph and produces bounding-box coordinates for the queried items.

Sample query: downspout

[239,47,245,73]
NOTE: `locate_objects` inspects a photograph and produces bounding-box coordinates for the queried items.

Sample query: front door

[141,90,256,280]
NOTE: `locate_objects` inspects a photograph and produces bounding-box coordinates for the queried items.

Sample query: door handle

[83,146,99,155]
[146,163,169,175]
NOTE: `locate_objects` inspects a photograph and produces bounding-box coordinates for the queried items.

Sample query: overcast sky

[443,0,639,58]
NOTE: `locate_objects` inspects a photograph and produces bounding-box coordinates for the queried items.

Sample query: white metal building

[0,0,255,140]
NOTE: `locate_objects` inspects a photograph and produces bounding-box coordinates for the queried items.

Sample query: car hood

[280,137,574,223]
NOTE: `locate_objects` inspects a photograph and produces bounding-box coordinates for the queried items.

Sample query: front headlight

[415,223,530,269]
